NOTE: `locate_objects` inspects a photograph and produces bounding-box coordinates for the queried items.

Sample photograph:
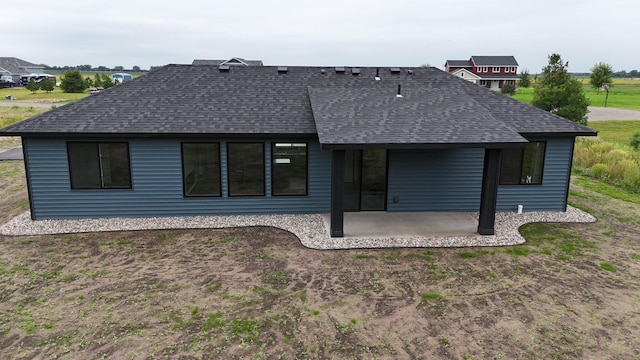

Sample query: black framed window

[500,142,546,185]
[272,143,307,196]
[227,142,265,196]
[181,143,221,197]
[67,142,131,189]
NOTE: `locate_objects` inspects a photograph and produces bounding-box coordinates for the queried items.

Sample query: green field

[0,87,89,104]
[588,120,640,144]
[512,79,640,111]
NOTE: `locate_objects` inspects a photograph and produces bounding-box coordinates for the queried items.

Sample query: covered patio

[321,212,478,238]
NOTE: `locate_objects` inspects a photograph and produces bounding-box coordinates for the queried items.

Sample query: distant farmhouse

[0,57,45,85]
[192,57,264,66]
[444,56,518,91]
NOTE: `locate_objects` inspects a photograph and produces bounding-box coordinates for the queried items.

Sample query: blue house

[0,64,596,237]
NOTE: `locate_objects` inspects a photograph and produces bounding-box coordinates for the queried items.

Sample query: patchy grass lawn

[0,106,49,129]
[0,87,89,104]
[0,165,639,358]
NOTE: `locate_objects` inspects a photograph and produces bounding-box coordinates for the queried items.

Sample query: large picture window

[67,142,131,189]
[227,143,265,196]
[500,142,546,185]
[272,143,307,196]
[182,143,221,197]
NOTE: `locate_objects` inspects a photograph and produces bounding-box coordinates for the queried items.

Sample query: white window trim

[492,67,500,72]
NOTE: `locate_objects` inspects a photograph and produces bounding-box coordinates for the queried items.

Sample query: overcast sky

[3,0,638,73]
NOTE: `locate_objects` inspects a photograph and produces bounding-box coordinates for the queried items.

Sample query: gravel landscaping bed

[0,206,596,249]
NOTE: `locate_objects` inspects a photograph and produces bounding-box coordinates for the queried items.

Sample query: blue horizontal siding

[387,148,484,212]
[23,136,574,220]
[496,137,573,212]
[25,138,331,219]
[386,138,573,213]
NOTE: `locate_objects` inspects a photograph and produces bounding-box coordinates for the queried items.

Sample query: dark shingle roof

[1,64,595,148]
[445,60,472,67]
[0,57,44,75]
[309,85,526,147]
[471,56,519,66]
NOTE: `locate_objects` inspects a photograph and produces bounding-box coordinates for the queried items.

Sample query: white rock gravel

[0,206,596,250]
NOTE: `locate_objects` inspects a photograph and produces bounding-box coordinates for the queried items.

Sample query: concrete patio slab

[321,212,478,238]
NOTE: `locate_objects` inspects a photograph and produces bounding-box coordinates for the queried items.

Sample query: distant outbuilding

[111,73,132,83]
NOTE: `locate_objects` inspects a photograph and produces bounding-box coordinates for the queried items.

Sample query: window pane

[500,149,523,185]
[99,143,131,188]
[500,142,545,185]
[68,143,101,189]
[182,143,221,196]
[272,143,307,195]
[228,143,264,196]
[521,142,545,184]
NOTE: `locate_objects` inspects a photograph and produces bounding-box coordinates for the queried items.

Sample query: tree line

[41,64,148,72]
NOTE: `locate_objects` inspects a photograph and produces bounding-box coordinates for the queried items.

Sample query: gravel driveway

[588,106,640,121]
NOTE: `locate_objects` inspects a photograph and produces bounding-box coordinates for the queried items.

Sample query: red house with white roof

[444,56,518,91]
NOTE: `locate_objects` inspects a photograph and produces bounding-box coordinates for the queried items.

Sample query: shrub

[39,78,55,92]
[589,163,609,179]
[26,79,40,93]
[631,132,640,151]
[501,82,516,95]
[623,165,640,188]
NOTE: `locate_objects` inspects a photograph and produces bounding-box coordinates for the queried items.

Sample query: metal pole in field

[603,84,609,107]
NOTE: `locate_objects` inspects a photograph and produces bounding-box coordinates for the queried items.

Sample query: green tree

[532,54,590,125]
[96,73,115,88]
[39,78,55,93]
[517,69,531,88]
[590,62,613,90]
[25,79,40,93]
[60,69,88,93]
[132,65,141,72]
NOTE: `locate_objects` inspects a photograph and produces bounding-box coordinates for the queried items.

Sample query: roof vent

[407,69,414,75]
[218,65,230,72]
[335,66,345,74]
[321,69,326,75]
[375,68,380,81]
[396,84,403,98]
[351,67,361,76]
[277,66,288,74]
[390,67,401,74]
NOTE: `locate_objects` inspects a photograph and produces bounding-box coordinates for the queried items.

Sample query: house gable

[450,68,481,81]
[0,57,44,75]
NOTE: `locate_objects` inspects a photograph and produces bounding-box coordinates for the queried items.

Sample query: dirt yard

[0,160,639,359]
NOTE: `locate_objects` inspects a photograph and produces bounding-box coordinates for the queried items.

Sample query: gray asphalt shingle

[1,65,596,147]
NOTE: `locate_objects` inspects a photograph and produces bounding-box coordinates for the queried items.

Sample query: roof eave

[319,141,528,150]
